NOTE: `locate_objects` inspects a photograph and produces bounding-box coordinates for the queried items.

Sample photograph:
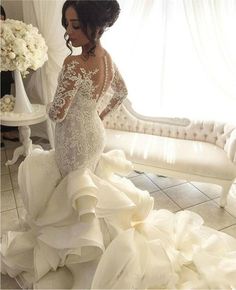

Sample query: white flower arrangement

[0,19,48,76]
[0,95,16,112]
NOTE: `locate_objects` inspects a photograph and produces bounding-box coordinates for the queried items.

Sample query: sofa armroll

[226,128,236,163]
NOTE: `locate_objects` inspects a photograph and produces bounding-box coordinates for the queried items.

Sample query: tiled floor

[1,138,236,289]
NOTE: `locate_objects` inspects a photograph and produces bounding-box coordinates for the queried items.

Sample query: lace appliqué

[48,60,100,123]
[48,60,81,122]
[79,67,99,100]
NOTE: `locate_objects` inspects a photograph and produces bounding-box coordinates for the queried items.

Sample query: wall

[1,0,23,21]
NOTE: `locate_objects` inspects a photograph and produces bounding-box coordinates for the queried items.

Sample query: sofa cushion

[105,129,236,181]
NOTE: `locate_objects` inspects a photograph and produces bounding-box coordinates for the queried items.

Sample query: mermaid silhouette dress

[1,52,236,289]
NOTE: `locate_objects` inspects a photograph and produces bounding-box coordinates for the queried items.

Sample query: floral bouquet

[0,19,48,77]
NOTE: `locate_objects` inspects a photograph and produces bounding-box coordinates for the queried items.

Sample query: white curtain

[22,0,68,144]
[102,0,236,123]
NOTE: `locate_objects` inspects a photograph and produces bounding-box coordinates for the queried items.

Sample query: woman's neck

[81,41,105,59]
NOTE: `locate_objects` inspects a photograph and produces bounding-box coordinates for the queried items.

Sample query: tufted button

[193,133,197,137]
[106,121,109,125]
[160,129,163,134]
[204,134,208,138]
[177,131,179,136]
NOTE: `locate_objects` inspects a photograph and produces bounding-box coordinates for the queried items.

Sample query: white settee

[101,99,236,207]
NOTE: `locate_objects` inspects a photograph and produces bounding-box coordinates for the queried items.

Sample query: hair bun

[103,1,120,27]
[89,0,120,28]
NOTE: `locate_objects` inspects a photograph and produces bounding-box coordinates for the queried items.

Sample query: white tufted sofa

[101,99,236,207]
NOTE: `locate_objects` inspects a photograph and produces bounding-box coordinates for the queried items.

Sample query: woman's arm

[100,63,128,120]
[47,56,82,123]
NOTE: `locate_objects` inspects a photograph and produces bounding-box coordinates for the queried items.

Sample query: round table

[0,104,47,165]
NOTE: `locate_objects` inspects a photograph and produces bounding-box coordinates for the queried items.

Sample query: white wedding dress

[1,53,236,290]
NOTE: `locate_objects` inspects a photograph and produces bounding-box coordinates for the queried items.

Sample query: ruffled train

[1,149,236,289]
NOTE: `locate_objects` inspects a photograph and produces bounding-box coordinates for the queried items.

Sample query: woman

[1,1,236,289]
[48,0,127,177]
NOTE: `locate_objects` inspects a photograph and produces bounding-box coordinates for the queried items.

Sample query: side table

[0,104,47,165]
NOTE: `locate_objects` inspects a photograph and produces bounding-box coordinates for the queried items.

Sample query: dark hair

[1,5,6,20]
[62,0,120,56]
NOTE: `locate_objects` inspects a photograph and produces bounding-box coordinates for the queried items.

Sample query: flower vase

[13,70,33,114]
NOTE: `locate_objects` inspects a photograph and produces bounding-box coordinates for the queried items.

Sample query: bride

[1,1,236,289]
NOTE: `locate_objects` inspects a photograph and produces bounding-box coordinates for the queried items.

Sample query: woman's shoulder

[63,55,80,66]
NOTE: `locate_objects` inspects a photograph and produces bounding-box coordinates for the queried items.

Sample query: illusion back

[48,52,128,176]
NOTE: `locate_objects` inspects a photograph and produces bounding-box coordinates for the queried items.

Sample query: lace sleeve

[100,63,128,120]
[47,57,81,123]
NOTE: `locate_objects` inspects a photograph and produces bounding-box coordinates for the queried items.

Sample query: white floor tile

[130,174,160,192]
[1,209,20,237]
[14,187,24,208]
[151,190,181,212]
[214,193,236,218]
[187,200,236,230]
[1,273,21,289]
[1,174,12,192]
[1,161,9,175]
[17,206,27,222]
[163,183,209,208]
[1,190,16,212]
[190,181,221,199]
[146,173,186,189]
[10,171,19,189]
[221,225,236,239]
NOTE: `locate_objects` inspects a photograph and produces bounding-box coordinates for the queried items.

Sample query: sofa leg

[219,183,232,208]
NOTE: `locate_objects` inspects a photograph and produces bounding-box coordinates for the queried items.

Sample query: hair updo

[62,0,120,56]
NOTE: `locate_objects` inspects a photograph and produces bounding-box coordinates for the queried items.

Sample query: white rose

[8,52,16,59]
[4,97,11,104]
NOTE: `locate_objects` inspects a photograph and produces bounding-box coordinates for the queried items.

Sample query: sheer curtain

[102,0,236,123]
[22,0,67,144]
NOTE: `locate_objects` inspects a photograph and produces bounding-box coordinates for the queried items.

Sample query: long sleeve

[47,58,82,123]
[100,63,128,120]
